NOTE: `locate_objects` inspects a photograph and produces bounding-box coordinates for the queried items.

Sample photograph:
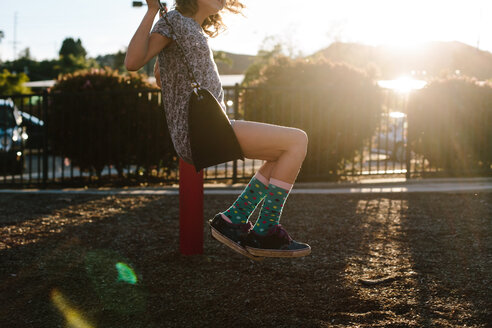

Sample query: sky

[0,0,491,62]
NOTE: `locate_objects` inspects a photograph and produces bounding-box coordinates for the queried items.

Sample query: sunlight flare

[378,77,427,93]
[51,289,94,328]
[115,262,138,285]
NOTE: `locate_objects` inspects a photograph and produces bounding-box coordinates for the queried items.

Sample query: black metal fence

[0,86,489,188]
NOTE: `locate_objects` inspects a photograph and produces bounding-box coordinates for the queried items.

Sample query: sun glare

[378,77,428,93]
[346,0,450,51]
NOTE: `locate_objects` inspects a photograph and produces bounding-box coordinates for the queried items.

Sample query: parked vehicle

[372,112,407,162]
[19,110,45,149]
[0,98,28,174]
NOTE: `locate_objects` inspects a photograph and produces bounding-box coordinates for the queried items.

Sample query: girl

[125,0,310,259]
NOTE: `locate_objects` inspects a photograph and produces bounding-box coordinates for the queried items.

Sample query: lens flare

[51,289,94,328]
[115,262,138,284]
[84,250,146,314]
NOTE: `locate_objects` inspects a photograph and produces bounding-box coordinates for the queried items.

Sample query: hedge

[242,56,382,180]
[407,76,492,175]
[48,68,177,177]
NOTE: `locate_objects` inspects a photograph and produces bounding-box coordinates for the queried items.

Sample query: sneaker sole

[245,245,311,258]
[209,226,264,261]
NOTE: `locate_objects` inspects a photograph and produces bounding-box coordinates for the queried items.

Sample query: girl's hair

[175,0,245,38]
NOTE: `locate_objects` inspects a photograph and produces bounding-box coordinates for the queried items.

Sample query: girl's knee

[298,129,308,146]
[292,129,308,155]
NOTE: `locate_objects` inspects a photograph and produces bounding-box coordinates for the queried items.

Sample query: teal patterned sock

[253,178,293,235]
[221,173,269,224]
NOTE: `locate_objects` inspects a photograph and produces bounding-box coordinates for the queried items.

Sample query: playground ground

[0,188,491,327]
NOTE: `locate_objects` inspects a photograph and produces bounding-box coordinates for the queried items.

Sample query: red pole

[179,158,204,255]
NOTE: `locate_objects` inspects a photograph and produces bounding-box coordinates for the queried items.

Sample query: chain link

[158,1,201,94]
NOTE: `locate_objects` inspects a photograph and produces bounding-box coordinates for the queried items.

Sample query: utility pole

[11,12,20,60]
[0,30,4,62]
[477,2,483,50]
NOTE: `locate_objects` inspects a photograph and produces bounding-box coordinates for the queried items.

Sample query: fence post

[42,91,49,188]
[232,83,240,184]
[405,104,413,180]
[179,158,204,255]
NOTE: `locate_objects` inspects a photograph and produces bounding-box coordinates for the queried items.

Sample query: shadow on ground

[0,192,490,327]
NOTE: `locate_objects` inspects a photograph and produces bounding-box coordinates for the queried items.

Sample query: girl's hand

[146,0,160,13]
[154,60,162,88]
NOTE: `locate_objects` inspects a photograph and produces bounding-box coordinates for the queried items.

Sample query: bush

[0,69,31,95]
[407,77,492,175]
[48,68,177,177]
[242,57,382,181]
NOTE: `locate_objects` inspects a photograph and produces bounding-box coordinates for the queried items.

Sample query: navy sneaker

[208,213,263,261]
[244,224,311,258]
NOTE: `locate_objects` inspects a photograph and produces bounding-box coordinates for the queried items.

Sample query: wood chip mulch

[0,191,491,327]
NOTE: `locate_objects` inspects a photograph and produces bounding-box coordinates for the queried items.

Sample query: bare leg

[214,120,311,257]
[257,153,304,185]
[269,145,306,184]
[232,121,308,185]
[257,160,276,181]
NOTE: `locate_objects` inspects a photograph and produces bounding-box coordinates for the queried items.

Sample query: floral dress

[151,9,227,164]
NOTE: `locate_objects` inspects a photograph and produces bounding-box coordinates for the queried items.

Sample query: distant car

[0,98,28,174]
[372,112,407,162]
[19,110,45,149]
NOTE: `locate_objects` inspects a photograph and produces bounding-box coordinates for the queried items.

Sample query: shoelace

[266,224,293,242]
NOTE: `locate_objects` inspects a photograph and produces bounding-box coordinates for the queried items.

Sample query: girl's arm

[125,0,171,71]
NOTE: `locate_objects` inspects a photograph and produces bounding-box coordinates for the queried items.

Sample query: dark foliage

[59,38,87,59]
[48,68,177,177]
[407,77,492,175]
[242,57,382,180]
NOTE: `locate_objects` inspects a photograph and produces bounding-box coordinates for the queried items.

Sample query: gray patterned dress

[151,9,227,165]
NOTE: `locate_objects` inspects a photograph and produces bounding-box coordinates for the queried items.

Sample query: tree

[213,51,232,67]
[95,50,127,72]
[18,48,32,60]
[0,50,61,81]
[59,37,87,59]
[57,37,96,74]
[113,50,126,71]
[242,41,284,86]
[0,69,30,95]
